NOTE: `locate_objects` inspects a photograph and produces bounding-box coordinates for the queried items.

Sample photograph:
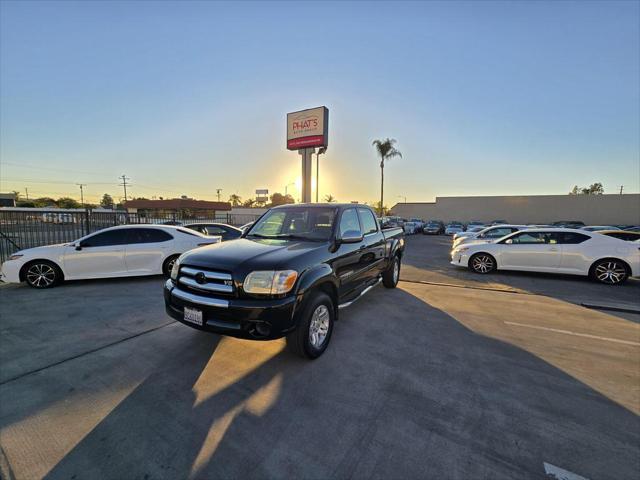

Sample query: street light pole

[316,147,327,203]
[77,183,87,207]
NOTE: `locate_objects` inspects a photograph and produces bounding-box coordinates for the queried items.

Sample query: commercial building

[123,198,231,218]
[0,193,17,207]
[390,194,640,225]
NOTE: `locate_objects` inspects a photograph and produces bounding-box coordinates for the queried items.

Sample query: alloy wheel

[595,261,627,285]
[393,258,400,284]
[309,304,330,348]
[471,255,494,273]
[26,263,56,287]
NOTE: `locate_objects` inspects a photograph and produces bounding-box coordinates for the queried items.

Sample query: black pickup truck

[164,203,405,358]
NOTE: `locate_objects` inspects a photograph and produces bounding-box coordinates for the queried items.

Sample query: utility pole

[216,189,222,202]
[119,175,131,202]
[620,185,624,195]
[76,183,87,207]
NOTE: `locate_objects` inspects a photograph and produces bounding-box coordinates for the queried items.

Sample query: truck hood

[179,238,328,273]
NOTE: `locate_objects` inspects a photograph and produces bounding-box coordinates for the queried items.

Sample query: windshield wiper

[246,233,277,238]
[272,234,323,241]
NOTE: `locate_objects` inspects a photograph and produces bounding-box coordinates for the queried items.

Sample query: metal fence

[0,209,262,264]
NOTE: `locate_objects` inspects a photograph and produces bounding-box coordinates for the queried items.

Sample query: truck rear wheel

[382,255,400,288]
[286,291,334,359]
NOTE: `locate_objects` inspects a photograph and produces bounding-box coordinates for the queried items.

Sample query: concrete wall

[390,194,640,225]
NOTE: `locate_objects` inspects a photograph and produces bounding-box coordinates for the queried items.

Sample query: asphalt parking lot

[1,236,639,479]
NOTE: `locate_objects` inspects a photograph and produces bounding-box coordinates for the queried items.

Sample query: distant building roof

[123,198,231,211]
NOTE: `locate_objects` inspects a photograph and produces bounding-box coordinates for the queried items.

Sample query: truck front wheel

[286,291,334,359]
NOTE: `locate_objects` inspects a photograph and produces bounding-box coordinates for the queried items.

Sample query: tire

[591,259,629,285]
[162,255,179,277]
[382,255,401,288]
[286,291,334,359]
[469,253,496,274]
[23,260,63,289]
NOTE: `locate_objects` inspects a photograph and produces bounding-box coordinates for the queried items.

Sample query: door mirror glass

[341,230,364,244]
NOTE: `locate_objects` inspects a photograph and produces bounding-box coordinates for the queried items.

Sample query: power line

[0,161,114,177]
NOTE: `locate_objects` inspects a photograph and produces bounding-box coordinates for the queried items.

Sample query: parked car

[184,222,243,241]
[466,221,485,229]
[0,225,220,288]
[599,230,640,242]
[444,223,465,235]
[409,218,424,233]
[581,226,621,232]
[164,203,405,359]
[551,220,585,229]
[452,225,485,241]
[403,221,419,235]
[450,228,639,285]
[422,221,445,235]
[453,225,528,247]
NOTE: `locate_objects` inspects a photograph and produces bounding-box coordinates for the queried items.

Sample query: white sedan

[452,225,528,247]
[1,225,220,288]
[450,228,639,285]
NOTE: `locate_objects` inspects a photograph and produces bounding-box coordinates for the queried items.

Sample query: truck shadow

[43,288,639,480]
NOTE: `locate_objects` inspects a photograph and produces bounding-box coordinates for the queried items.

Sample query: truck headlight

[170,257,181,281]
[244,270,298,295]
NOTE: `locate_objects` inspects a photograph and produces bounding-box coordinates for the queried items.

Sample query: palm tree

[228,194,242,206]
[324,194,336,203]
[372,138,402,216]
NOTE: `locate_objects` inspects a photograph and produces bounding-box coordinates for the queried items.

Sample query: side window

[205,226,227,235]
[81,230,129,247]
[339,209,361,237]
[358,208,378,235]
[189,225,208,234]
[508,232,557,244]
[129,228,173,244]
[486,228,513,238]
[558,232,590,244]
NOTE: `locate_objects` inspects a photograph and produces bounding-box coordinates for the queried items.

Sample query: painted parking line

[544,462,590,480]
[504,321,640,347]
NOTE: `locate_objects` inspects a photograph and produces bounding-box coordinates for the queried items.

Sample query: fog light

[255,322,271,336]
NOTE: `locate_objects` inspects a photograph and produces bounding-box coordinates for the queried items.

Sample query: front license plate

[183,306,203,326]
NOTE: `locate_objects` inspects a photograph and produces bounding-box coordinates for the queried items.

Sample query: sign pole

[299,148,314,203]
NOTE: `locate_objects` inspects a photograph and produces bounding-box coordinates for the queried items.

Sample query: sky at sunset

[1,0,638,206]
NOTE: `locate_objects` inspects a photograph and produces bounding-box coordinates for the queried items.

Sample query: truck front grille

[178,266,234,296]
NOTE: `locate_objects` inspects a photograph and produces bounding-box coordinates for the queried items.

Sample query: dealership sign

[286,106,329,150]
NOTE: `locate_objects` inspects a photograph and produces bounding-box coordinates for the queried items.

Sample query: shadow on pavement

[40,288,639,480]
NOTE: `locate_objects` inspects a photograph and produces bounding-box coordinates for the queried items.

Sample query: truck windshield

[247,207,337,241]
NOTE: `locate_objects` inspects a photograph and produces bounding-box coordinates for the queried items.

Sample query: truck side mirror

[340,230,364,244]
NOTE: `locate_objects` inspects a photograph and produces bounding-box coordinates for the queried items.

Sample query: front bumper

[164,280,300,340]
[450,251,470,268]
[0,260,21,283]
